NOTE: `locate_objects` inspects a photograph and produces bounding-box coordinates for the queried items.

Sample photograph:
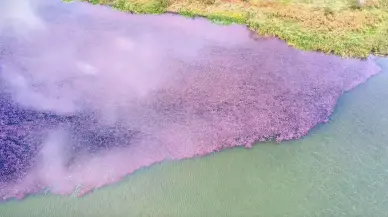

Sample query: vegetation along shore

[68,0,388,58]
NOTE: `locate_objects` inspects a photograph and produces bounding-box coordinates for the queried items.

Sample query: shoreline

[70,0,388,58]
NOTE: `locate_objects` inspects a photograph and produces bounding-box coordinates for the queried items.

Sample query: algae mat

[0,58,387,217]
[0,0,381,199]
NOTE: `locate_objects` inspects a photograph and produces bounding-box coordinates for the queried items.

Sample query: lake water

[0,57,386,216]
[1,0,388,215]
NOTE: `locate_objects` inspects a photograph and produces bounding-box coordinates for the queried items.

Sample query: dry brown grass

[265,5,382,31]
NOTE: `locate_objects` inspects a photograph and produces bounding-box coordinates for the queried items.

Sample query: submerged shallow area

[0,0,383,202]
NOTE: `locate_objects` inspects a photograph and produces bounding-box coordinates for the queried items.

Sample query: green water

[1,58,388,217]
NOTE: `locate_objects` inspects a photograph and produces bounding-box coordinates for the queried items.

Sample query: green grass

[76,0,388,58]
[110,0,169,14]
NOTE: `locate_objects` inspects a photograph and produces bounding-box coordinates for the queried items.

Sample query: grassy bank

[75,0,387,58]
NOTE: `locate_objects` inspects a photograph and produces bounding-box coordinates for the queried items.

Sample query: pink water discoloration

[0,0,381,200]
